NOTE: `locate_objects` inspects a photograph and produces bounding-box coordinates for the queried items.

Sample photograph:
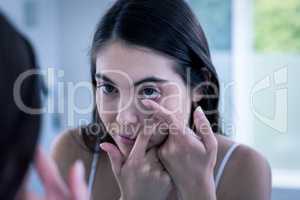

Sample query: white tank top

[87,143,240,198]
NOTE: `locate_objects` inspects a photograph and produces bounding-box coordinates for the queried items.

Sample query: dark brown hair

[82,0,223,152]
[0,12,41,200]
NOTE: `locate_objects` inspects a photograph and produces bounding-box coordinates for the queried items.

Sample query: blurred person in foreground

[0,12,89,200]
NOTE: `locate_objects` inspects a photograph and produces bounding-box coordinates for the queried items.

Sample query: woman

[0,12,88,200]
[52,0,271,199]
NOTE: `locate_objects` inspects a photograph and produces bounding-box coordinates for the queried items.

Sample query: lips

[118,134,136,145]
[119,134,136,140]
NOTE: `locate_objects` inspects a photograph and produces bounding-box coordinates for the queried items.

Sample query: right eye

[96,84,118,95]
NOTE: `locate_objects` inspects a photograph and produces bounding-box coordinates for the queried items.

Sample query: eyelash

[96,84,118,95]
[96,84,161,100]
[138,87,161,100]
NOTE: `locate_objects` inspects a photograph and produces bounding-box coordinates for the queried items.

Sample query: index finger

[34,146,70,199]
[128,121,158,160]
[141,99,184,133]
[194,106,217,153]
[141,100,176,123]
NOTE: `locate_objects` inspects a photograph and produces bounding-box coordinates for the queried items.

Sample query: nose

[116,100,139,126]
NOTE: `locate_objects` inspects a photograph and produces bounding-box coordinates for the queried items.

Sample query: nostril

[116,111,138,126]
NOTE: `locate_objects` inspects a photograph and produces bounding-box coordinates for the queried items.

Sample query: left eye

[139,87,161,99]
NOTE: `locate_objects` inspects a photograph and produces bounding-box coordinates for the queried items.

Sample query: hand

[16,146,89,200]
[100,124,172,200]
[141,99,218,200]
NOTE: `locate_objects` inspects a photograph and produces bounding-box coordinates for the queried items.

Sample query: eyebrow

[95,73,169,86]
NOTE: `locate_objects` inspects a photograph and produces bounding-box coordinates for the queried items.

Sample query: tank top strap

[88,152,99,199]
[214,143,239,190]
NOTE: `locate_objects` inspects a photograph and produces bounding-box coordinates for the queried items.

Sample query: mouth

[118,134,136,145]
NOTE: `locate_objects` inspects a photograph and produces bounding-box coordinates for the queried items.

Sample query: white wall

[0,0,61,70]
[0,0,113,137]
[232,0,300,199]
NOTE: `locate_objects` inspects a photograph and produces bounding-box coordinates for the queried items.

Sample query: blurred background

[0,0,299,199]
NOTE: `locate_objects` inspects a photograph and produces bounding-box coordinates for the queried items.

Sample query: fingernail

[195,106,203,118]
[74,160,85,181]
[100,143,111,155]
[99,143,107,151]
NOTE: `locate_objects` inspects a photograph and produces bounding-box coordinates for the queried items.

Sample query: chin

[115,138,162,157]
[110,132,167,156]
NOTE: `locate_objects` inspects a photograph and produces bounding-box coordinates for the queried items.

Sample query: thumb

[100,142,124,176]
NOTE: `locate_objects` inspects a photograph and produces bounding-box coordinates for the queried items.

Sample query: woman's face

[95,41,197,157]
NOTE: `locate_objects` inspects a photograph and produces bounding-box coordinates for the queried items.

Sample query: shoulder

[51,128,88,157]
[50,128,93,181]
[231,144,271,180]
[216,135,272,200]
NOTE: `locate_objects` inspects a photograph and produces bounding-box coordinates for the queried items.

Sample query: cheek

[96,101,117,134]
[96,93,118,113]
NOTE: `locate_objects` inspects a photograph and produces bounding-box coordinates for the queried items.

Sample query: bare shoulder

[215,135,272,200]
[51,128,89,158]
[50,128,93,181]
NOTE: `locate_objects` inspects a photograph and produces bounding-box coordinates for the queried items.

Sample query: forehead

[95,41,183,85]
